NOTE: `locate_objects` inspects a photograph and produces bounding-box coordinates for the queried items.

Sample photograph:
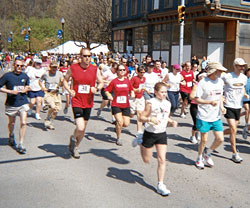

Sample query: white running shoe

[232,153,243,163]
[203,152,214,167]
[132,133,143,147]
[157,183,171,196]
[242,126,248,140]
[189,136,198,144]
[195,132,201,143]
[180,114,186,119]
[195,158,204,169]
[35,113,41,120]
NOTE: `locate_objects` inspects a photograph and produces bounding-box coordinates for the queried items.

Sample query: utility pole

[178,0,185,65]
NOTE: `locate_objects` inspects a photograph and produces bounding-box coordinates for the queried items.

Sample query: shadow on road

[85,132,116,143]
[38,144,72,159]
[27,122,47,131]
[152,151,194,166]
[168,134,188,142]
[90,148,130,164]
[105,127,135,137]
[0,137,8,146]
[224,144,250,155]
[175,143,198,152]
[55,115,74,124]
[90,115,113,124]
[177,122,193,128]
[106,167,156,193]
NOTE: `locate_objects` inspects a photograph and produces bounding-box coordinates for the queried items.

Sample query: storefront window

[153,24,171,50]
[134,27,148,52]
[208,23,225,40]
[113,30,125,52]
[239,22,250,47]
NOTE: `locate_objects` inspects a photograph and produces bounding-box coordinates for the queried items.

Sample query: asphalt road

[0,73,250,208]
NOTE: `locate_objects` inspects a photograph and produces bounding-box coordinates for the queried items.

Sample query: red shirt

[124,66,129,77]
[180,70,194,93]
[130,76,145,99]
[59,66,68,76]
[71,63,97,108]
[153,68,162,78]
[105,78,133,108]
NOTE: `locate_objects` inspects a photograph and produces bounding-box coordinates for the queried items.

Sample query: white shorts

[5,104,30,116]
[129,97,145,114]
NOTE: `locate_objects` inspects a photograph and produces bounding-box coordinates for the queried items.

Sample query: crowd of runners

[0,49,250,196]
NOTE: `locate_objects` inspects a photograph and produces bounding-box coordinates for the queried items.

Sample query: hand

[70,90,76,97]
[245,94,250,100]
[180,80,186,86]
[150,117,160,125]
[107,95,113,101]
[221,107,227,115]
[171,120,178,128]
[12,90,19,95]
[90,86,98,94]
[210,100,218,106]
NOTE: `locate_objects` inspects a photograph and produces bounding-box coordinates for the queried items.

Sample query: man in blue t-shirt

[0,56,30,154]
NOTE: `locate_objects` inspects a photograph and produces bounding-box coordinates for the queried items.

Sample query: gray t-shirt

[41,71,63,90]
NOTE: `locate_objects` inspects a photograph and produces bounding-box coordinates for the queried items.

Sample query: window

[152,0,159,10]
[172,23,192,44]
[134,27,148,52]
[241,0,250,6]
[114,0,119,19]
[131,0,137,16]
[122,0,128,17]
[141,0,147,13]
[239,22,250,47]
[208,23,225,40]
[153,24,171,50]
[164,0,173,8]
[196,22,205,38]
[113,30,125,52]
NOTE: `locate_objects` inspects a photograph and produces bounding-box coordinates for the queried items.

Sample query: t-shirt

[144,98,171,133]
[59,66,68,76]
[71,63,97,108]
[26,67,46,91]
[41,71,63,90]
[167,72,181,92]
[195,77,224,122]
[0,72,30,107]
[130,76,146,99]
[180,70,194,93]
[153,68,162,79]
[144,72,160,93]
[243,77,250,102]
[161,67,169,80]
[102,69,117,88]
[105,78,133,108]
[222,72,247,109]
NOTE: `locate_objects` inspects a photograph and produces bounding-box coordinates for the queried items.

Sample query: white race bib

[117,96,127,104]
[187,81,192,87]
[14,86,24,92]
[78,85,90,94]
[48,83,58,90]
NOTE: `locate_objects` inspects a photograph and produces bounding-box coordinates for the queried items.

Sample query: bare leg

[210,131,224,150]
[19,111,27,144]
[114,113,123,139]
[36,97,42,114]
[8,116,16,136]
[155,144,167,182]
[198,132,208,156]
[224,119,239,154]
[74,117,88,147]
[140,145,153,163]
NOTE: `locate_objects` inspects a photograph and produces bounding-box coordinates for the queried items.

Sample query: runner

[63,48,103,159]
[130,65,146,147]
[0,56,30,154]
[139,82,177,196]
[26,58,46,120]
[223,58,248,163]
[194,62,227,169]
[105,64,135,146]
[39,60,64,130]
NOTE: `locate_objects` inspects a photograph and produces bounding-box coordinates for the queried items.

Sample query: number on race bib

[78,85,90,94]
[14,86,24,92]
[117,96,127,104]
[49,83,58,90]
[187,82,192,87]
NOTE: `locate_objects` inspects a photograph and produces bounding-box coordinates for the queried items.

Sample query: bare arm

[63,68,75,97]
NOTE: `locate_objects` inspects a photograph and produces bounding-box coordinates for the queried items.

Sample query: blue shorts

[28,90,45,98]
[196,118,223,133]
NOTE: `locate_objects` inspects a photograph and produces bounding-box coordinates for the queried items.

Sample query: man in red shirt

[63,48,103,158]
[153,60,162,80]
[180,61,194,118]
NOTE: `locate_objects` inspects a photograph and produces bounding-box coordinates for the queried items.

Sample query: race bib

[78,85,90,94]
[48,83,58,90]
[14,86,24,92]
[187,81,192,87]
[117,96,127,104]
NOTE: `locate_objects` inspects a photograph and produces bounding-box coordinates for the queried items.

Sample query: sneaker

[44,120,51,128]
[242,126,248,140]
[195,158,204,169]
[116,139,122,146]
[17,144,26,154]
[111,118,116,125]
[203,152,214,167]
[180,114,186,119]
[42,105,49,111]
[63,107,68,114]
[189,136,198,144]
[27,109,32,116]
[132,133,143,147]
[97,109,101,117]
[232,153,243,163]
[195,132,201,143]
[47,124,55,130]
[157,183,171,196]
[35,113,41,120]
[8,134,16,147]
[69,136,80,159]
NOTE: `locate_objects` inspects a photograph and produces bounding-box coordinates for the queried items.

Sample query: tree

[57,0,112,49]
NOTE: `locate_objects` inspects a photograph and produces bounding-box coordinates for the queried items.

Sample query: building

[112,0,250,69]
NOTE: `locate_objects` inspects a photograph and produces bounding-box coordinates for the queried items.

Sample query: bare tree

[57,0,112,49]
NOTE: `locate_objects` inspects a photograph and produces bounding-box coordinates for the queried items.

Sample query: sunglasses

[139,71,145,74]
[118,69,126,71]
[82,55,91,58]
[122,62,127,63]
[16,64,24,67]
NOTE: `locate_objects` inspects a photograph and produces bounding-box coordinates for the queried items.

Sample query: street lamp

[10,31,13,52]
[27,27,31,53]
[61,17,65,55]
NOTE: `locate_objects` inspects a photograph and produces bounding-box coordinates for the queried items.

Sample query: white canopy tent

[44,41,109,55]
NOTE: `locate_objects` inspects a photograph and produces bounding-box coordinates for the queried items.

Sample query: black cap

[148,62,154,67]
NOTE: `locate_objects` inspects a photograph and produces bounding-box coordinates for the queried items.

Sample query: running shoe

[97,109,101,117]
[180,114,186,119]
[157,183,171,196]
[27,109,32,116]
[203,151,214,167]
[195,132,201,143]
[69,136,80,159]
[8,134,16,147]
[132,134,143,147]
[232,153,243,163]
[47,124,55,130]
[35,113,41,120]
[242,126,248,140]
[17,144,26,154]
[42,105,49,111]
[189,136,198,144]
[116,139,122,146]
[111,118,116,125]
[63,107,68,114]
[195,158,204,169]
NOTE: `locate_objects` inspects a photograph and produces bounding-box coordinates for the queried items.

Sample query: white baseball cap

[233,58,247,66]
